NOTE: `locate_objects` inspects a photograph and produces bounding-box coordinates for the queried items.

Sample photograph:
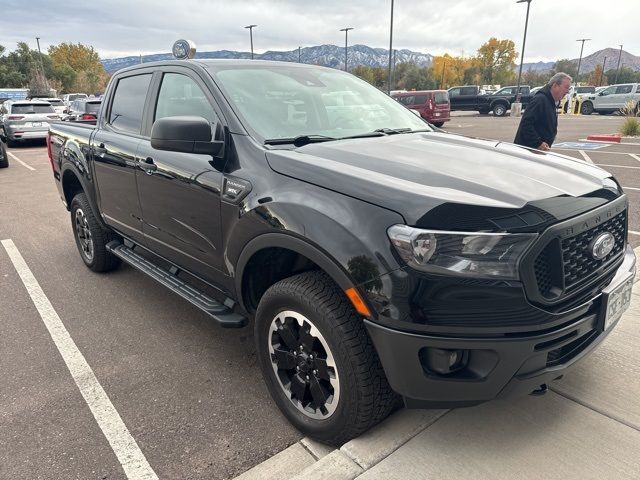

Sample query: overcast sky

[1,0,637,62]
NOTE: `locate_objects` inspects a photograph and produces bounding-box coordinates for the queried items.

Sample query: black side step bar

[106,241,247,328]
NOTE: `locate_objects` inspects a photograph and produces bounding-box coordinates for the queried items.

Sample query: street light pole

[339,27,354,72]
[387,0,394,94]
[244,25,257,60]
[514,0,532,104]
[614,44,623,84]
[600,56,607,86]
[440,57,447,89]
[35,36,49,93]
[574,38,591,84]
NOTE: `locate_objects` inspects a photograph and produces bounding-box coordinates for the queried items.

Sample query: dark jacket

[514,86,558,149]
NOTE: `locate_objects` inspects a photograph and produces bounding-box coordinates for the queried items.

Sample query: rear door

[92,71,154,243]
[135,67,227,280]
[611,85,634,109]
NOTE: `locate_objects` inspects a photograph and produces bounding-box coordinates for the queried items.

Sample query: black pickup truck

[48,57,635,445]
[448,85,533,116]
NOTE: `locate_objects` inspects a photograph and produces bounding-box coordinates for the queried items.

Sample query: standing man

[514,72,572,151]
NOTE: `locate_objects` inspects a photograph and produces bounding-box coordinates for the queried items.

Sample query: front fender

[226,180,406,308]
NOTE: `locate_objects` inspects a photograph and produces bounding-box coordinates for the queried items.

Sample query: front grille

[561,211,626,290]
[531,208,626,305]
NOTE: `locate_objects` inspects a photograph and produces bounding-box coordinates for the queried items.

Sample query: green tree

[552,59,578,78]
[476,38,518,85]
[48,42,109,93]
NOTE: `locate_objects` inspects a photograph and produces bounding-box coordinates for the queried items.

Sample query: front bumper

[365,245,636,408]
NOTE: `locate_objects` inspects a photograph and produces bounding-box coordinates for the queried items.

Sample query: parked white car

[580,83,640,115]
[32,97,66,115]
[61,93,88,108]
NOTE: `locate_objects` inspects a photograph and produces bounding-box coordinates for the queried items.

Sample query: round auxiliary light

[172,39,196,60]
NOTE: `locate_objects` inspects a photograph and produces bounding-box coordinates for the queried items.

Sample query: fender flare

[234,232,356,312]
[60,163,102,224]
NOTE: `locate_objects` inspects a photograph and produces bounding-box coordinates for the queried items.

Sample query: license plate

[603,274,634,331]
[32,122,42,127]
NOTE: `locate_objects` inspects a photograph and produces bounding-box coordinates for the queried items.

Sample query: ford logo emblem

[591,232,615,260]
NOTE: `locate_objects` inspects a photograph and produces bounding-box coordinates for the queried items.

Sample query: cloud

[0,0,637,61]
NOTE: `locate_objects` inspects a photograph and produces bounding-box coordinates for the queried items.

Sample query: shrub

[620,117,640,136]
[619,100,640,136]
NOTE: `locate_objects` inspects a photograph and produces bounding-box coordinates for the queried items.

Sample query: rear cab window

[109,74,153,134]
[86,101,102,113]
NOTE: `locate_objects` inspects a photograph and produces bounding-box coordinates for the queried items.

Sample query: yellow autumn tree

[587,64,607,87]
[432,55,477,88]
[48,42,109,93]
[476,38,518,85]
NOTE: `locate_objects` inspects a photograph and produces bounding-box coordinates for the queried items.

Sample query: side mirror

[599,91,605,96]
[151,116,224,157]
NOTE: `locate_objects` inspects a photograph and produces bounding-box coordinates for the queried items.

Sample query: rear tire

[70,192,121,272]
[432,121,445,128]
[255,271,397,446]
[492,103,507,117]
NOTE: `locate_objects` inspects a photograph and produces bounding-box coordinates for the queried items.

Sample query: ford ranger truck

[48,58,636,446]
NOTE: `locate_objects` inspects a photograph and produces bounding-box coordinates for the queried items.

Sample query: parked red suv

[392,90,451,127]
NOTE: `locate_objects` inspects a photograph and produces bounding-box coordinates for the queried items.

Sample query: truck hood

[265,132,613,225]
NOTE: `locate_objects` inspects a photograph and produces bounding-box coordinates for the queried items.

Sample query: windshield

[12,104,55,114]
[69,94,87,101]
[208,64,430,142]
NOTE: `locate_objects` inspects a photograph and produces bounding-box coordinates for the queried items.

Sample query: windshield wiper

[264,135,336,147]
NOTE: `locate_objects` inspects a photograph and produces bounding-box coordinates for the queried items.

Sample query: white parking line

[7,151,35,171]
[630,230,640,236]
[593,164,640,169]
[1,239,158,480]
[622,186,640,191]
[578,150,594,164]
[630,154,640,163]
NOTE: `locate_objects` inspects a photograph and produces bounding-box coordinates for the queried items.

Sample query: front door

[93,72,153,243]
[135,70,226,281]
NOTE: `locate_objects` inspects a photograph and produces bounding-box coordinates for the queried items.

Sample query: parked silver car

[580,83,640,115]
[0,100,61,146]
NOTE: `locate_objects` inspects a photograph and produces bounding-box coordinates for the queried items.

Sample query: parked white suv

[580,83,640,115]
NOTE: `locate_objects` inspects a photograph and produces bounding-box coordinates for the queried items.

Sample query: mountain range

[101,45,639,75]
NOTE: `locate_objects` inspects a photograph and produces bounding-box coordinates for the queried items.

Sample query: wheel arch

[235,233,357,316]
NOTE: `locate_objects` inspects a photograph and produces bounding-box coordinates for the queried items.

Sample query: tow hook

[530,383,548,396]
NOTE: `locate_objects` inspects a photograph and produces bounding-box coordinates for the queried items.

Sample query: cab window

[154,73,218,123]
[109,74,153,134]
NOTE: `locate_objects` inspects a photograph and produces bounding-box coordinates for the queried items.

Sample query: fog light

[422,348,468,375]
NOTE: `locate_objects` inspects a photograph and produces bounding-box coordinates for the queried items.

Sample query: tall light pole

[574,38,591,84]
[244,25,257,59]
[339,27,354,71]
[440,57,447,89]
[599,56,607,86]
[387,0,394,94]
[614,44,623,84]
[35,36,49,94]
[514,0,532,103]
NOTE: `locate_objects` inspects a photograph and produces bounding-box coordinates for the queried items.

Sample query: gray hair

[548,72,572,86]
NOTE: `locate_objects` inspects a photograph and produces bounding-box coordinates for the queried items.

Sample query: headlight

[387,225,537,280]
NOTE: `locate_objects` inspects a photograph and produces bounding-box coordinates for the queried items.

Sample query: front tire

[0,142,7,168]
[581,101,594,115]
[255,271,397,445]
[70,192,121,272]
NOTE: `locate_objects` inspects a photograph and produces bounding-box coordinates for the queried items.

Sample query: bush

[620,117,640,136]
[619,100,640,136]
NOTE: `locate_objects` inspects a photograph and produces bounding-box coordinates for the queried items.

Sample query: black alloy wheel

[255,271,397,445]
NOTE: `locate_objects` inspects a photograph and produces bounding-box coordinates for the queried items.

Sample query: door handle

[139,157,157,174]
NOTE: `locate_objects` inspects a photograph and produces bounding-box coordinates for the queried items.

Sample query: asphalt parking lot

[1,114,639,479]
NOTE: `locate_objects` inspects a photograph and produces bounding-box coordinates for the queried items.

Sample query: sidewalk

[234,246,640,480]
